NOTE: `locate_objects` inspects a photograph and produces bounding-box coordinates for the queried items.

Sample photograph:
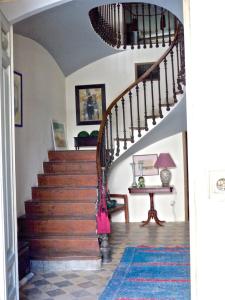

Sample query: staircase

[18,150,101,272]
[18,2,186,269]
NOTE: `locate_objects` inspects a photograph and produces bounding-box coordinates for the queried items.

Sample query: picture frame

[51,120,67,150]
[75,84,106,125]
[133,154,159,176]
[14,71,23,127]
[135,62,160,81]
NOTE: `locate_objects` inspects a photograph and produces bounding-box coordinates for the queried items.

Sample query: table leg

[141,192,165,226]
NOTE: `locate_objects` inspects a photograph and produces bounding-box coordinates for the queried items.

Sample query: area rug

[99,245,190,300]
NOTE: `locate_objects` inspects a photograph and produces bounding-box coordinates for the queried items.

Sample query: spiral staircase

[19,2,185,270]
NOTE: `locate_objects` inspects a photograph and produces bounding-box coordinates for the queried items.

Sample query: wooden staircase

[18,150,101,271]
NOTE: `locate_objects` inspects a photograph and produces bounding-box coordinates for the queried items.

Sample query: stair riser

[25,202,96,217]
[32,187,97,201]
[43,162,97,174]
[19,219,96,235]
[29,239,99,252]
[48,150,96,161]
[38,174,97,187]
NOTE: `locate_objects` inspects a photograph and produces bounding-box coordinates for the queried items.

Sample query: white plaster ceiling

[0,0,183,76]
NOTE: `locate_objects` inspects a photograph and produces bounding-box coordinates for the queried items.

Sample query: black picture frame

[135,62,160,81]
[75,84,106,125]
[14,71,23,127]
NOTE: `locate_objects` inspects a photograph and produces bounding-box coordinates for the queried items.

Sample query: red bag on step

[97,207,111,234]
[97,178,111,234]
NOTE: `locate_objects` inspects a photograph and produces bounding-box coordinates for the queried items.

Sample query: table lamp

[154,153,176,187]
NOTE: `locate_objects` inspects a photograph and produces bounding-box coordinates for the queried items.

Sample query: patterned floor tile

[20,222,189,300]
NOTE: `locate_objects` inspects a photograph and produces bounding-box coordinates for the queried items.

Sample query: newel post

[98,167,112,263]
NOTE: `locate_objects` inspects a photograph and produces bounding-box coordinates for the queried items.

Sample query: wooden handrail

[96,21,182,177]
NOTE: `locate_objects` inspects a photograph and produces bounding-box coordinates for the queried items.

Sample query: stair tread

[129,126,146,130]
[19,215,96,220]
[30,249,100,260]
[146,114,161,119]
[33,186,97,190]
[22,234,98,239]
[21,232,97,238]
[44,160,96,163]
[26,198,96,204]
[38,173,97,176]
[161,103,175,107]
[26,199,96,203]
[114,138,132,141]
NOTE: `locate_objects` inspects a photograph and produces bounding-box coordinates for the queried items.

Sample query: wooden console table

[74,136,97,150]
[128,186,173,226]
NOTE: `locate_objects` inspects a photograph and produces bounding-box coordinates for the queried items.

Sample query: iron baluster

[150,79,156,125]
[109,113,114,163]
[148,4,152,48]
[142,3,146,48]
[121,97,127,149]
[115,104,120,156]
[161,7,165,47]
[129,91,134,143]
[154,5,159,47]
[136,3,140,49]
[164,57,170,111]
[136,85,141,137]
[168,10,171,45]
[157,66,163,118]
[117,4,121,48]
[170,49,177,103]
[143,80,148,130]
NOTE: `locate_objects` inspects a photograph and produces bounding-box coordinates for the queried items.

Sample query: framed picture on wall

[51,120,67,150]
[75,84,106,125]
[14,71,23,127]
[133,154,159,176]
[135,62,160,81]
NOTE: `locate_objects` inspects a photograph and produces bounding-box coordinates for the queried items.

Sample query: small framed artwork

[51,120,67,150]
[14,71,23,127]
[75,84,106,125]
[135,62,160,81]
[133,154,159,176]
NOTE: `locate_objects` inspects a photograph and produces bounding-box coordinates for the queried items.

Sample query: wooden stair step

[28,236,99,252]
[30,249,100,261]
[114,137,132,141]
[43,161,96,174]
[37,173,97,187]
[161,103,175,107]
[146,114,161,119]
[129,126,146,130]
[25,200,96,217]
[48,150,96,162]
[19,216,97,235]
[32,186,97,201]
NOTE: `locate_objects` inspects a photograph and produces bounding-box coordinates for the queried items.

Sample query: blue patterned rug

[99,245,190,300]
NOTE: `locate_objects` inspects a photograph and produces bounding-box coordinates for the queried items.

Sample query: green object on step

[78,131,89,137]
[90,130,99,137]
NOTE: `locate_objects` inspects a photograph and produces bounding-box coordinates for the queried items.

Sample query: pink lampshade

[154,153,176,168]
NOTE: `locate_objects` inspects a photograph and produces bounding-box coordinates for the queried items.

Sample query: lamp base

[160,168,171,187]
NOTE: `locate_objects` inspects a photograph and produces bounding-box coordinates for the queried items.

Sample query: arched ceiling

[0,0,183,76]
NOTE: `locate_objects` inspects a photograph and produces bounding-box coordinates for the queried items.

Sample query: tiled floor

[20,222,189,300]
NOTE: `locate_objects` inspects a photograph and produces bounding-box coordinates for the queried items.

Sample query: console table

[128,186,173,226]
[74,136,97,150]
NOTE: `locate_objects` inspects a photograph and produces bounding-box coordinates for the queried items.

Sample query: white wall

[109,133,185,222]
[14,34,66,216]
[66,47,167,149]
[185,0,225,299]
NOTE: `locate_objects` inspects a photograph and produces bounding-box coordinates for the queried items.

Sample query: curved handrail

[96,21,182,177]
